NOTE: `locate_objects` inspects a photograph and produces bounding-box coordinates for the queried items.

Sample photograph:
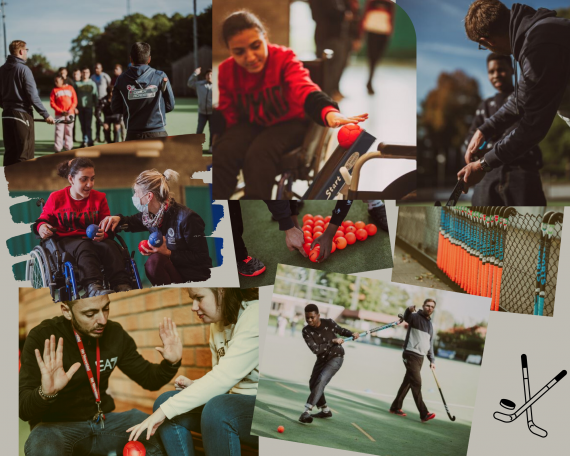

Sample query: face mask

[132,194,148,212]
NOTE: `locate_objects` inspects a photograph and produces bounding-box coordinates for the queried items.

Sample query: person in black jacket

[20,294,182,456]
[389,299,436,423]
[0,40,55,166]
[464,53,545,205]
[96,86,123,143]
[100,169,212,285]
[299,303,359,424]
[459,1,570,195]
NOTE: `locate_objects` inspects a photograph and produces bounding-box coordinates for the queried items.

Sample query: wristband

[39,386,58,400]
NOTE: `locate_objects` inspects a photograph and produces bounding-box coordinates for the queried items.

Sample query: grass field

[237,201,393,288]
[252,331,479,456]
[0,97,209,166]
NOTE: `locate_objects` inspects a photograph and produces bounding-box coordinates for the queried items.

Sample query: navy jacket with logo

[119,201,212,282]
[402,308,435,364]
[111,64,175,133]
[19,316,179,426]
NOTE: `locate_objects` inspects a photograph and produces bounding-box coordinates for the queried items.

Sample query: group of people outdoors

[0,40,175,166]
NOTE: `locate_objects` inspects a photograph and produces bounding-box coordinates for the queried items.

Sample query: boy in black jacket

[20,295,182,455]
[299,303,359,424]
[459,1,570,195]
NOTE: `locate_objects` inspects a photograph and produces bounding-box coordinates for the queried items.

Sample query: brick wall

[19,287,212,411]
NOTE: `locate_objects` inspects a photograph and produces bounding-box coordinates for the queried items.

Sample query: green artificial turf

[252,331,478,456]
[0,98,209,166]
[237,201,394,288]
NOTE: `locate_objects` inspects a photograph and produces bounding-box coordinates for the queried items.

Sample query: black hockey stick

[432,369,456,421]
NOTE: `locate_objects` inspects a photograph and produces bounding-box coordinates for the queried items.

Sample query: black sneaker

[389,409,407,417]
[237,256,266,277]
[311,410,332,419]
[299,412,313,424]
[421,412,436,423]
[368,205,389,233]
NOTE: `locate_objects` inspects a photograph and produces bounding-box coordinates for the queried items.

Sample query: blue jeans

[24,409,165,456]
[306,357,344,408]
[77,107,93,145]
[153,391,258,456]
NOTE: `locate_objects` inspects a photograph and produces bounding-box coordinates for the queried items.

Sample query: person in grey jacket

[91,63,112,143]
[389,299,436,423]
[0,40,54,166]
[187,67,212,148]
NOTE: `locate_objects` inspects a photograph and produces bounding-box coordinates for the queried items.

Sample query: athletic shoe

[368,206,389,233]
[421,412,436,423]
[389,409,407,417]
[237,256,266,277]
[311,410,333,419]
[298,412,313,424]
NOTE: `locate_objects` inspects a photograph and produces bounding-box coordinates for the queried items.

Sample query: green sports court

[252,330,478,456]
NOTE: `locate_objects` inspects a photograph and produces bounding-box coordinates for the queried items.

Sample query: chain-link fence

[396,207,564,317]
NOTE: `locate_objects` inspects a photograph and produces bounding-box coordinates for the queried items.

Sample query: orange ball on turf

[355,221,366,230]
[342,220,354,228]
[303,243,312,255]
[345,226,357,234]
[303,230,312,237]
[333,230,344,240]
[302,225,312,233]
[356,229,368,241]
[313,232,322,239]
[331,241,337,253]
[325,216,331,223]
[337,226,345,233]
[345,232,356,244]
[304,219,314,227]
[309,249,320,262]
[365,224,378,236]
[304,235,313,243]
[324,222,329,230]
[314,220,325,229]
[314,215,324,222]
[278,425,285,433]
[302,214,313,223]
[335,236,347,249]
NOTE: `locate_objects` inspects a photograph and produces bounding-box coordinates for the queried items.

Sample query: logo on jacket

[96,357,118,372]
[127,85,158,100]
[167,228,175,244]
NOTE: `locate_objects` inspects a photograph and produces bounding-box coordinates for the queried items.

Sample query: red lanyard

[74,329,101,403]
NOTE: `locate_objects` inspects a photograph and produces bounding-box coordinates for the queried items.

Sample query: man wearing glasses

[458,0,570,199]
[0,40,54,166]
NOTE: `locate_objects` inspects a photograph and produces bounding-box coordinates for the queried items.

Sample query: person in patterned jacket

[299,303,359,424]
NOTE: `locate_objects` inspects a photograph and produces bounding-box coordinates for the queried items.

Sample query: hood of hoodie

[3,54,26,71]
[123,64,155,87]
[510,4,557,61]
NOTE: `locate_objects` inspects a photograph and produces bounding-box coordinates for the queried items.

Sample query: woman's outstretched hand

[126,407,167,441]
[99,216,121,233]
[325,111,368,128]
[173,375,193,390]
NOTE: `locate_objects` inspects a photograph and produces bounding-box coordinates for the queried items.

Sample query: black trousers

[125,130,168,141]
[472,166,547,206]
[391,352,429,418]
[2,109,35,166]
[212,120,308,200]
[57,237,130,288]
[197,113,212,147]
[306,357,344,408]
[367,33,390,85]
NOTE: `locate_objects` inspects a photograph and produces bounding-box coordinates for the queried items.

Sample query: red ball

[313,232,322,239]
[304,219,314,227]
[330,241,337,253]
[333,230,345,240]
[304,235,313,244]
[138,240,150,254]
[303,230,312,238]
[337,123,362,149]
[356,229,368,241]
[345,232,356,244]
[324,216,331,223]
[302,225,312,233]
[324,222,329,230]
[335,236,347,249]
[365,224,378,236]
[303,243,312,255]
[345,226,357,234]
[313,220,325,229]
[342,220,354,228]
[278,425,285,433]
[314,215,324,222]
[354,221,366,230]
[302,214,314,223]
[309,249,320,262]
[123,441,146,456]
[337,226,345,233]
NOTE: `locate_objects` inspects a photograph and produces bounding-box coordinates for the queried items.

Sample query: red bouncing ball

[333,230,344,240]
[278,425,285,433]
[331,241,337,253]
[303,243,312,255]
[138,240,150,254]
[354,221,366,230]
[345,232,356,244]
[325,216,331,223]
[309,249,320,262]
[314,215,324,222]
[304,235,313,244]
[314,220,325,229]
[302,214,314,223]
[345,226,357,234]
[123,441,146,456]
[356,229,368,241]
[337,124,362,149]
[365,224,378,236]
[337,226,345,233]
[342,220,354,228]
[303,230,312,238]
[302,225,312,233]
[313,232,322,239]
[335,237,347,249]
[324,222,329,230]
[304,219,314,227]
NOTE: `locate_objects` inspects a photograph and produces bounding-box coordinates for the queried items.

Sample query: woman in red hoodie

[50,75,77,152]
[212,11,368,200]
[32,157,133,297]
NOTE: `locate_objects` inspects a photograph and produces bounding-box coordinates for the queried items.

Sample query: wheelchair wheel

[26,247,52,289]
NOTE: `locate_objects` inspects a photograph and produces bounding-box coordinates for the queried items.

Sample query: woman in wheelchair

[99,169,213,286]
[32,158,133,297]
[212,10,368,200]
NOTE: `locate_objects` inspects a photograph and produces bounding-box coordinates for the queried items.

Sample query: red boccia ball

[356,229,368,241]
[138,240,150,254]
[366,224,378,236]
[309,248,320,262]
[303,243,312,255]
[278,425,285,433]
[345,226,357,234]
[123,441,146,456]
[333,230,345,240]
[345,232,357,244]
[354,221,366,230]
[337,123,362,149]
[335,236,347,249]
[302,214,314,223]
[342,220,354,228]
[330,241,337,253]
[325,216,331,223]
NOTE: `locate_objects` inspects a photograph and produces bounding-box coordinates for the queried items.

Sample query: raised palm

[34,335,81,396]
[156,318,182,364]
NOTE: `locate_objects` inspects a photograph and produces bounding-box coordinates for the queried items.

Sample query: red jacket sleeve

[36,194,57,231]
[281,51,321,108]
[217,61,239,130]
[49,89,58,115]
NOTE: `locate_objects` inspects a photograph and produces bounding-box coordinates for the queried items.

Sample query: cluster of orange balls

[301,214,378,262]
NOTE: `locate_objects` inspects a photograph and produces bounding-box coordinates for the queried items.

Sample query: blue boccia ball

[86,224,99,240]
[149,230,163,247]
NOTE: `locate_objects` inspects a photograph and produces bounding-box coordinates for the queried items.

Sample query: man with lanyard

[389,299,436,423]
[0,40,55,166]
[111,42,175,141]
[20,295,182,455]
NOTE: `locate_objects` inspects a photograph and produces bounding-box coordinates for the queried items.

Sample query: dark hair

[81,66,90,72]
[304,303,319,314]
[204,68,212,77]
[465,0,510,42]
[486,52,512,67]
[54,75,64,81]
[221,11,266,47]
[57,67,68,74]
[57,157,95,179]
[423,299,437,307]
[73,68,81,73]
[210,288,258,326]
[131,42,151,65]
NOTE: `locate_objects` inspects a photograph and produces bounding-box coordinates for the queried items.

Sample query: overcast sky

[1,0,211,67]
[399,0,569,108]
